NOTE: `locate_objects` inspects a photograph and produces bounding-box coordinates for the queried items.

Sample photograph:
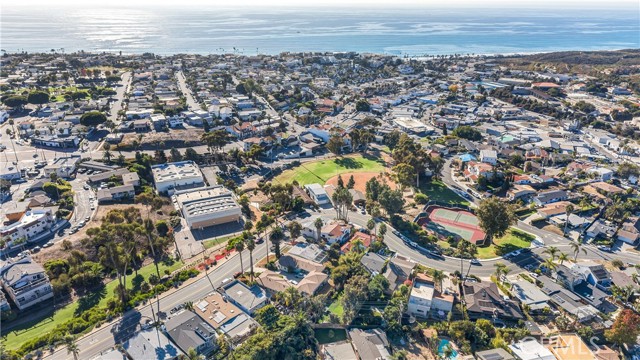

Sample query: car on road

[255,238,264,244]
[470,259,481,265]
[83,184,90,190]
[85,216,90,221]
[170,304,185,314]
[57,228,66,236]
[142,319,153,330]
[597,245,612,252]
[32,246,41,252]
[43,241,54,248]
[407,241,418,248]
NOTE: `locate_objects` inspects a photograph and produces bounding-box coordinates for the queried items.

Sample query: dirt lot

[117,127,205,151]
[32,203,174,264]
[325,172,397,194]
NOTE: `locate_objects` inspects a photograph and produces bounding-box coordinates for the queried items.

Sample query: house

[462,281,524,321]
[383,255,415,294]
[164,310,217,356]
[97,184,135,203]
[509,339,555,360]
[192,292,259,342]
[43,156,80,178]
[585,220,616,241]
[123,329,184,360]
[573,263,611,290]
[257,269,327,297]
[0,208,55,246]
[511,280,550,312]
[463,161,495,181]
[407,274,454,319]
[476,348,515,360]
[537,275,599,322]
[342,231,375,253]
[315,221,351,245]
[0,256,53,310]
[348,328,391,360]
[221,280,267,315]
[536,201,573,219]
[554,264,587,292]
[533,189,568,206]
[287,243,327,263]
[616,216,640,245]
[508,184,536,201]
[479,149,498,165]
[304,183,331,205]
[548,334,597,360]
[277,254,325,274]
[360,253,387,276]
[321,341,358,360]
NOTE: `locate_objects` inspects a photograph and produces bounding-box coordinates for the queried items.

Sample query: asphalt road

[176,71,200,111]
[42,244,268,360]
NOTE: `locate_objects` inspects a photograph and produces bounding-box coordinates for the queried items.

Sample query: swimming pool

[437,339,459,360]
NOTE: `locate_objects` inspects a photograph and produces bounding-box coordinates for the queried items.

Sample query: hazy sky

[4,0,639,8]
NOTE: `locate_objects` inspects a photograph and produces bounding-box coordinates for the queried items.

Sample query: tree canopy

[80,111,107,127]
[475,197,517,241]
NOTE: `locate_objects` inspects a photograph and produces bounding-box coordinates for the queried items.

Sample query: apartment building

[0,256,53,310]
[175,186,242,230]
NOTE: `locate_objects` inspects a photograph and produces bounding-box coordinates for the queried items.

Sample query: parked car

[470,259,481,265]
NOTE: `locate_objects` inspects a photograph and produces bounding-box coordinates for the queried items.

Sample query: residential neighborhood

[1,49,640,360]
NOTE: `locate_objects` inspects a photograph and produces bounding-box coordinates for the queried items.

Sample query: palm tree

[432,270,446,292]
[234,238,245,275]
[183,301,194,311]
[367,218,376,244]
[570,240,587,262]
[244,232,256,281]
[269,227,284,258]
[558,252,569,266]
[563,204,575,236]
[543,246,559,261]
[64,337,79,360]
[378,223,387,241]
[494,262,510,282]
[543,258,557,275]
[314,218,324,242]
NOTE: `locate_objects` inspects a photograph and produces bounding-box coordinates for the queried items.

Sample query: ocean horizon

[2,5,639,56]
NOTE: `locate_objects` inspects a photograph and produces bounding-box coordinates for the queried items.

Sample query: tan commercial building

[176,186,242,229]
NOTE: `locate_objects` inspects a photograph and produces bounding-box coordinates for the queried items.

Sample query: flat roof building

[175,186,242,230]
[152,161,205,194]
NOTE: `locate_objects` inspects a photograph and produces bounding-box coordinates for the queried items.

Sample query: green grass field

[275,154,387,186]
[3,260,183,351]
[476,228,534,259]
[328,299,344,317]
[418,180,469,206]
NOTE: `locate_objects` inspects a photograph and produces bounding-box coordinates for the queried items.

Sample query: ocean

[1,5,639,56]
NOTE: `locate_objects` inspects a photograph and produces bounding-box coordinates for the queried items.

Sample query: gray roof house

[360,253,387,275]
[164,310,217,356]
[221,280,267,315]
[348,328,391,360]
[511,280,550,312]
[123,329,184,360]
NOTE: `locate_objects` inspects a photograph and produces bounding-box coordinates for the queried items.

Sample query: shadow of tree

[74,285,107,316]
[334,157,362,169]
[111,309,142,345]
[131,274,145,293]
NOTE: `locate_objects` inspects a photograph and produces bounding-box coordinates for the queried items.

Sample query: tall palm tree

[570,240,587,262]
[543,246,559,261]
[183,301,194,311]
[543,258,557,275]
[367,218,376,244]
[557,252,569,266]
[244,232,255,281]
[269,227,284,258]
[432,270,446,292]
[234,238,245,275]
[563,204,574,236]
[314,218,324,242]
[64,337,79,360]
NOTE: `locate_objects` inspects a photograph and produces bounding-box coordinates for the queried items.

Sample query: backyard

[2,259,184,351]
[475,228,535,259]
[275,154,387,186]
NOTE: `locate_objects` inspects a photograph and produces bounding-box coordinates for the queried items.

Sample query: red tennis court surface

[417,206,486,244]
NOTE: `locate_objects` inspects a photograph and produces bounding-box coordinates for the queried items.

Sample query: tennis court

[419,206,486,244]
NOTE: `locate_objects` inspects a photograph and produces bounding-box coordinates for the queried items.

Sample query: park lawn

[203,235,236,250]
[275,154,387,186]
[476,228,534,259]
[418,180,469,206]
[3,260,183,351]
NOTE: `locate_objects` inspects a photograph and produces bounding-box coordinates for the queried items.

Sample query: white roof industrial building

[152,161,205,194]
[175,186,242,229]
